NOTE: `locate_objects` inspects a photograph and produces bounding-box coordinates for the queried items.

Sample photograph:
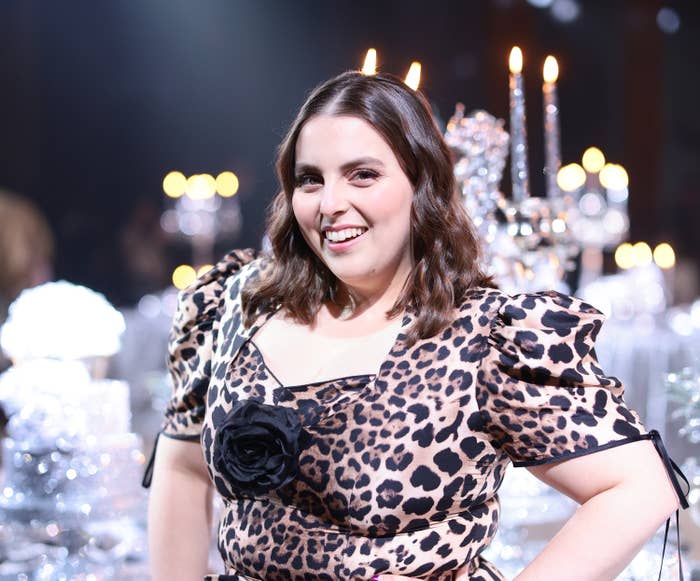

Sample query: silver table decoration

[445,106,578,294]
[666,366,700,445]
[542,55,561,199]
[0,282,149,580]
[508,46,530,203]
[160,171,243,269]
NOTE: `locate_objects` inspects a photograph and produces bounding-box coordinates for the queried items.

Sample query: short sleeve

[477,290,647,467]
[162,248,258,440]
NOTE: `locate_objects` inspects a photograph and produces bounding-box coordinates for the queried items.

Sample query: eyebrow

[294,156,386,174]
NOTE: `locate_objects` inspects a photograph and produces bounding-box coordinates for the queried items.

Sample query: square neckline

[247,339,376,390]
[240,306,413,391]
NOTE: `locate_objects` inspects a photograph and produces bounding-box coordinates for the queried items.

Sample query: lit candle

[362,48,377,75]
[404,61,421,91]
[543,55,561,198]
[509,46,530,201]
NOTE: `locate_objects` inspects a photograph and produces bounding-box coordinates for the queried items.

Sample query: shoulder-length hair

[243,70,493,345]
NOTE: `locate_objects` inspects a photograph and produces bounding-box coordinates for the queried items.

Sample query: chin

[327,269,372,286]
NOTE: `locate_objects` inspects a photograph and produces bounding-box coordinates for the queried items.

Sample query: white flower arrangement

[0,281,126,362]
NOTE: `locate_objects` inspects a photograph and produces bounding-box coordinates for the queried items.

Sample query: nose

[318,179,350,217]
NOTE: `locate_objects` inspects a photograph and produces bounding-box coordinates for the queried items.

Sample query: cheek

[370,184,413,230]
[291,195,320,249]
[291,195,313,229]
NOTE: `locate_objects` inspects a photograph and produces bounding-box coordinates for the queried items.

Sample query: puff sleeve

[476,290,648,467]
[161,248,258,440]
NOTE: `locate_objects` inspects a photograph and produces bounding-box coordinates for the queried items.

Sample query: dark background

[1,0,698,306]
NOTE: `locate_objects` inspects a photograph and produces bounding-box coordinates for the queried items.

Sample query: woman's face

[291,114,414,297]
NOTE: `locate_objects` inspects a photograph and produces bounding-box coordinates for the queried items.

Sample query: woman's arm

[517,439,680,580]
[148,436,214,581]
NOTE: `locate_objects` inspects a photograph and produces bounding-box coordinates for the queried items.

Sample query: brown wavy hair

[243,70,493,345]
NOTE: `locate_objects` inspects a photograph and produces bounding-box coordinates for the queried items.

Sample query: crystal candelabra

[160,171,243,269]
[445,106,578,294]
[558,149,631,289]
[445,47,630,295]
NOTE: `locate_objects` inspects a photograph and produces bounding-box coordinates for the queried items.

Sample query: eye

[294,173,322,191]
[350,169,379,184]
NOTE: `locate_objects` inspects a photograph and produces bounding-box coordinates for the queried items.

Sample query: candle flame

[543,56,558,83]
[582,147,605,173]
[216,171,239,197]
[186,174,216,200]
[509,46,523,74]
[163,171,187,198]
[172,265,197,290]
[653,243,676,269]
[362,48,377,75]
[632,242,653,267]
[556,163,586,192]
[599,163,629,190]
[614,243,635,270]
[404,61,421,90]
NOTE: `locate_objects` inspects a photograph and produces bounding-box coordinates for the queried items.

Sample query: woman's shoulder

[215,249,270,296]
[173,249,263,324]
[457,286,606,333]
[454,286,614,391]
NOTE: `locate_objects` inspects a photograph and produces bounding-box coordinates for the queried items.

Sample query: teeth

[325,227,366,243]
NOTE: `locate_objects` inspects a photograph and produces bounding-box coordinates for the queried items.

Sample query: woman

[145,71,687,580]
[0,189,54,375]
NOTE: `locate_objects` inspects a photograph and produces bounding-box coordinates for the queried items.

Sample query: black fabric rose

[212,399,305,495]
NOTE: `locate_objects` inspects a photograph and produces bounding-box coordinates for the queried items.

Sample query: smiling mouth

[324,227,367,243]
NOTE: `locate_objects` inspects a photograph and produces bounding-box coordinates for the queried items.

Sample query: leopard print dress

[151,249,674,580]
